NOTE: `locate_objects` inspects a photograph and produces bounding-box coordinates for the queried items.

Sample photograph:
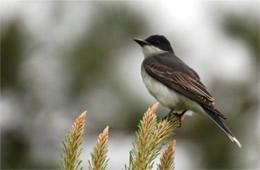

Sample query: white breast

[141,68,206,115]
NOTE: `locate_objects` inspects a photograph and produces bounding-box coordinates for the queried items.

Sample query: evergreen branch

[59,111,87,170]
[58,104,180,170]
[127,103,181,170]
[158,139,176,170]
[89,126,109,170]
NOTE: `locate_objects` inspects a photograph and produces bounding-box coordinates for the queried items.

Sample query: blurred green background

[1,1,259,169]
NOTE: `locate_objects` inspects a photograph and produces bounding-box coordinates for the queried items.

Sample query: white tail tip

[232,137,242,148]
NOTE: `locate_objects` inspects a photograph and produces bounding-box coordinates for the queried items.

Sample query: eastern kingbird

[134,35,241,148]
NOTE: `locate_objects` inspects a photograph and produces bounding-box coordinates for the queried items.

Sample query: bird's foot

[162,109,175,121]
[176,110,187,128]
[162,110,187,128]
[178,110,187,120]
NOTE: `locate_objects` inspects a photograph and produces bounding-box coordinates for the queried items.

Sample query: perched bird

[134,35,241,148]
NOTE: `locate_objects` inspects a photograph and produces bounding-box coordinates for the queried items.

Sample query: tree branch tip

[151,102,160,113]
[103,126,109,133]
[80,110,88,117]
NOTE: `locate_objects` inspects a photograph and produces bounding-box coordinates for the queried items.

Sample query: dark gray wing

[143,55,226,119]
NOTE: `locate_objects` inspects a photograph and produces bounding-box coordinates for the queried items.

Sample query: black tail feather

[202,106,242,148]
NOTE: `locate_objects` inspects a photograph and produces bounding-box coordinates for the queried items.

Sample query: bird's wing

[143,59,226,119]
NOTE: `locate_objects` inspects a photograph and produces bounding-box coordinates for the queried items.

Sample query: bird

[133,34,241,148]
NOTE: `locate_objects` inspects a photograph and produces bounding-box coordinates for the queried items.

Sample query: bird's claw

[162,110,187,128]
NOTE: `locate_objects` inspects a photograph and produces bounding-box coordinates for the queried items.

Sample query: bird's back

[143,52,200,80]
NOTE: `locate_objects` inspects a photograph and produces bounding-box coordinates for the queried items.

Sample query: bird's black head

[134,35,174,53]
[145,35,173,52]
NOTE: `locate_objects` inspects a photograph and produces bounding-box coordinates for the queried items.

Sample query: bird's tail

[203,107,242,148]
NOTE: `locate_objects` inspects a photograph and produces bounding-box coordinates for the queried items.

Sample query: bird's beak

[133,38,150,47]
